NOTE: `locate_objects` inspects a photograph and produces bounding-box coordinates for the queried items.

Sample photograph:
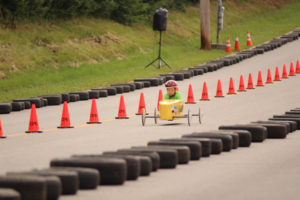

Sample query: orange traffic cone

[266,69,273,84]
[238,75,246,92]
[296,60,300,73]
[227,77,236,94]
[26,104,42,133]
[225,37,232,53]
[289,62,295,76]
[115,95,129,119]
[58,101,74,128]
[200,81,210,101]
[186,84,196,104]
[247,73,255,89]
[136,92,148,115]
[282,64,288,79]
[256,71,264,87]
[215,80,224,97]
[87,99,102,124]
[247,32,253,46]
[234,36,241,51]
[0,117,6,138]
[157,89,163,110]
[274,66,281,81]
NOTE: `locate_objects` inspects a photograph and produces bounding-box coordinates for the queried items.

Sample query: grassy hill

[0,0,299,102]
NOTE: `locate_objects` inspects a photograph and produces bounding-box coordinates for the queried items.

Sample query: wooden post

[200,0,211,50]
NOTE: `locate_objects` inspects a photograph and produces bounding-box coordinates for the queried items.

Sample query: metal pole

[200,0,211,50]
[158,31,162,69]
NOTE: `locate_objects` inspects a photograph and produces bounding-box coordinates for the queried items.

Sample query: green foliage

[0,0,198,26]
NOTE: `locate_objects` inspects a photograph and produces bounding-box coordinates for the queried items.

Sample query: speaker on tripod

[145,8,171,69]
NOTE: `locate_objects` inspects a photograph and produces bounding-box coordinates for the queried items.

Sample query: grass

[0,0,299,102]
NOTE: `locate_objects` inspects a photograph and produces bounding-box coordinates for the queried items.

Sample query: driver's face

[167,87,176,96]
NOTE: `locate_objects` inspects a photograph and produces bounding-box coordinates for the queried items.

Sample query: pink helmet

[165,80,178,88]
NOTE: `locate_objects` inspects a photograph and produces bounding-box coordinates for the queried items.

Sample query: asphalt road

[1,38,300,200]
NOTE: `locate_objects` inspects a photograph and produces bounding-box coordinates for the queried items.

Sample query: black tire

[134,79,159,86]
[116,149,160,172]
[176,71,190,79]
[148,140,202,160]
[42,99,48,107]
[219,124,268,142]
[23,101,31,109]
[70,92,89,100]
[194,66,208,73]
[251,123,287,138]
[130,147,178,169]
[254,47,265,54]
[93,87,116,96]
[49,167,99,189]
[0,103,12,114]
[286,111,300,115]
[119,83,136,91]
[269,118,300,130]
[88,90,100,99]
[0,176,47,200]
[50,158,127,185]
[164,138,211,157]
[182,132,233,152]
[69,94,79,102]
[218,129,252,147]
[274,115,300,119]
[141,81,151,87]
[191,68,204,75]
[136,145,189,164]
[98,90,108,97]
[254,121,292,133]
[6,173,61,200]
[61,93,70,103]
[170,73,184,81]
[13,98,42,108]
[112,85,130,93]
[213,131,239,149]
[133,82,144,89]
[29,169,79,195]
[187,68,199,76]
[72,155,140,181]
[153,77,164,85]
[11,102,25,112]
[160,74,175,81]
[110,86,123,94]
[41,95,62,105]
[103,152,152,176]
[267,119,297,132]
[0,188,21,200]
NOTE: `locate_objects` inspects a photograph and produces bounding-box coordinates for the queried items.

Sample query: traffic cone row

[0,118,6,139]
[225,33,253,53]
[2,59,299,137]
[225,37,232,53]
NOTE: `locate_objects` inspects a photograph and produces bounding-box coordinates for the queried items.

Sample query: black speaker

[153,8,168,31]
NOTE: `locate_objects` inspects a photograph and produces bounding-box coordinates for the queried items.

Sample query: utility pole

[200,0,211,50]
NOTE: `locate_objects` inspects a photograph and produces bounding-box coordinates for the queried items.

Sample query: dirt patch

[0,71,6,79]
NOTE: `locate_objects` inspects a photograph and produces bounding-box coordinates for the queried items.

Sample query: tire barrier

[50,157,127,185]
[0,176,47,200]
[6,173,62,200]
[0,188,21,200]
[2,107,299,199]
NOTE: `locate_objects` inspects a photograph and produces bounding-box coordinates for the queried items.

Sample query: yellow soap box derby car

[141,100,202,126]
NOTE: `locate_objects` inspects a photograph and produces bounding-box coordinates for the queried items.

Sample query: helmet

[165,80,178,88]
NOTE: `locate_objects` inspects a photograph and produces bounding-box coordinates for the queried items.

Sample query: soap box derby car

[141,100,201,126]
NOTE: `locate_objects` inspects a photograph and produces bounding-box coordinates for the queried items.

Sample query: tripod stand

[145,31,171,69]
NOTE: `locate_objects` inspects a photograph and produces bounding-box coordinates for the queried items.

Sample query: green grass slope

[0,0,299,102]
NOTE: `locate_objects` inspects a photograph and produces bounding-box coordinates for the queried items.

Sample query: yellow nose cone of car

[159,100,184,120]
